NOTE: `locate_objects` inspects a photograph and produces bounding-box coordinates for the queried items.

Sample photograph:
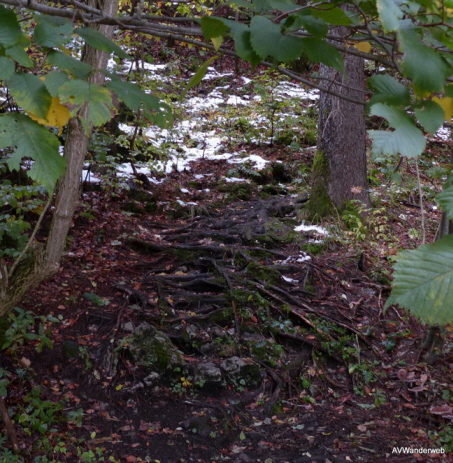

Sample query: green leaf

[300,38,343,70]
[83,292,110,306]
[233,29,262,67]
[368,75,410,106]
[415,100,445,134]
[445,84,453,98]
[369,103,426,158]
[267,0,297,12]
[5,42,33,68]
[436,184,453,217]
[250,16,304,62]
[58,80,113,127]
[47,50,91,79]
[106,78,172,127]
[385,235,453,325]
[287,14,328,37]
[0,57,15,80]
[44,71,69,97]
[76,27,129,59]
[181,56,219,99]
[0,114,65,193]
[308,7,352,26]
[399,25,450,93]
[7,73,52,119]
[376,0,403,32]
[0,5,23,48]
[34,15,73,48]
[201,17,229,39]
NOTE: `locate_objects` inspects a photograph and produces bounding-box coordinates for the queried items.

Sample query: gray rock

[194,362,222,386]
[143,372,160,386]
[122,322,134,332]
[220,356,246,375]
[129,323,186,371]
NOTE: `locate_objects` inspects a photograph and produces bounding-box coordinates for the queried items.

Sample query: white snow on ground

[282,276,298,283]
[282,253,312,264]
[294,223,330,236]
[435,127,451,141]
[86,61,319,184]
[224,177,248,183]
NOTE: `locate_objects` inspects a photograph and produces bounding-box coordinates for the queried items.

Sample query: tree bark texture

[309,26,370,216]
[45,0,118,270]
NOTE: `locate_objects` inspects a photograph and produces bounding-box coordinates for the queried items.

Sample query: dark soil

[1,146,451,463]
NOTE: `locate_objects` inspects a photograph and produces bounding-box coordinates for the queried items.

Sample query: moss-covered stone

[129,323,186,371]
[245,262,281,284]
[306,150,333,220]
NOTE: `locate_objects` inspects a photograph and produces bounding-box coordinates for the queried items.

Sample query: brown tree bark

[307,27,370,218]
[45,0,118,270]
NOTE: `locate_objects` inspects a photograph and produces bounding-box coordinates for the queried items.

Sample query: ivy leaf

[399,25,450,93]
[7,73,52,119]
[76,27,129,59]
[368,75,410,106]
[106,78,172,127]
[369,103,426,158]
[0,5,23,47]
[436,184,453,216]
[181,56,219,99]
[0,114,65,193]
[250,16,304,62]
[47,50,91,79]
[376,0,403,32]
[415,100,445,134]
[58,80,114,127]
[385,235,453,325]
[0,57,15,81]
[34,15,73,48]
[44,71,69,97]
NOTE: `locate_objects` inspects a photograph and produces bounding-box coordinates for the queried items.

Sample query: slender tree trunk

[45,0,118,269]
[0,0,118,315]
[307,27,370,218]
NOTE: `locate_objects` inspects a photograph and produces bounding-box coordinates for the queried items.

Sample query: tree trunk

[307,28,370,218]
[45,0,118,270]
[0,0,118,316]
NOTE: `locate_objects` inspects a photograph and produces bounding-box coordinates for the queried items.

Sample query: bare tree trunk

[45,0,118,269]
[307,27,370,218]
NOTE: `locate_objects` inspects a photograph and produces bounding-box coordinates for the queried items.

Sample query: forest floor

[1,51,453,463]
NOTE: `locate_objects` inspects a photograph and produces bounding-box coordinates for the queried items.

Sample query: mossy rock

[300,242,325,255]
[129,323,186,371]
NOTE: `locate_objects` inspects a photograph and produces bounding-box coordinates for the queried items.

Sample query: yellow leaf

[355,42,372,53]
[211,36,223,51]
[433,96,453,121]
[29,97,71,134]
